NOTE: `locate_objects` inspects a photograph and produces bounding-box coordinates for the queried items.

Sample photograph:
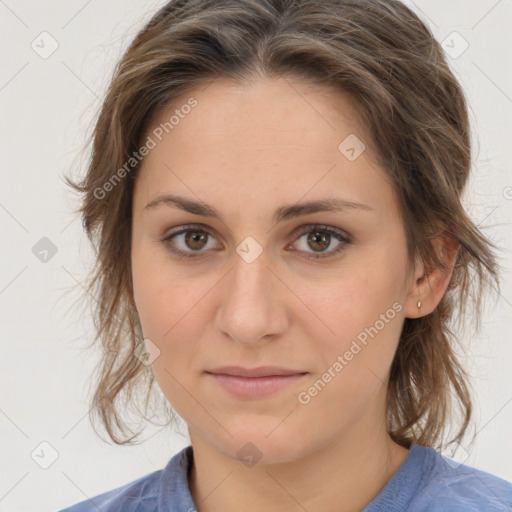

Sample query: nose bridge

[232,244,268,297]
[228,231,270,299]
[216,242,282,344]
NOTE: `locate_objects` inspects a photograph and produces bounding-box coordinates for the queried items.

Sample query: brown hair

[64,0,501,450]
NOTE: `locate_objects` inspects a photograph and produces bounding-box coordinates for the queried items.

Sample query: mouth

[205,366,308,399]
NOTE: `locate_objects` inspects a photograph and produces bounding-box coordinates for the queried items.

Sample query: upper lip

[206,366,307,378]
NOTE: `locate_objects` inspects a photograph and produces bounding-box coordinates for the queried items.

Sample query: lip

[207,366,306,377]
[206,366,308,399]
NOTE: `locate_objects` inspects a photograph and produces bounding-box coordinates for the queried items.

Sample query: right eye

[161,225,221,259]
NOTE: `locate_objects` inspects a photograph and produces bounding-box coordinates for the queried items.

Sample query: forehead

[147,76,369,152]
[134,76,396,219]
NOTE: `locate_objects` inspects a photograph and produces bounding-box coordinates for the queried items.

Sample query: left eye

[161,224,351,260]
[290,226,351,259]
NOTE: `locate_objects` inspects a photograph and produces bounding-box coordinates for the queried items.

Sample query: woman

[59,0,512,510]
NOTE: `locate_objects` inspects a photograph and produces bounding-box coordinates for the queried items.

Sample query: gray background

[1,1,511,510]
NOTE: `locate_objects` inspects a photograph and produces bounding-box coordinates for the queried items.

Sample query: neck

[187,406,410,512]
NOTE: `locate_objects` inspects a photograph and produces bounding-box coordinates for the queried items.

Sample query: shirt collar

[157,443,430,512]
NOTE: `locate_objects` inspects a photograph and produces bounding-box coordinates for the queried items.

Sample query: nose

[214,249,288,346]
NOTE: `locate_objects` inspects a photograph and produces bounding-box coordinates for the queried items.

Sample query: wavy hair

[64,0,501,450]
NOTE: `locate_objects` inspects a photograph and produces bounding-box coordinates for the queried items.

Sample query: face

[131,76,417,465]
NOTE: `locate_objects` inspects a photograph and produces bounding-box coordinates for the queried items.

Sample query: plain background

[1,1,511,511]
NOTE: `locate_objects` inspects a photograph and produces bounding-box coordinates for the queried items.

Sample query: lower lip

[207,373,308,399]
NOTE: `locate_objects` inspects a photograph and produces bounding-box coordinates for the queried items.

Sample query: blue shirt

[58,443,512,511]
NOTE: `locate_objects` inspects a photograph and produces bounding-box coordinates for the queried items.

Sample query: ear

[404,233,459,319]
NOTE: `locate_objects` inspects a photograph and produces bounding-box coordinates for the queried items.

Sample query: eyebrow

[144,194,373,224]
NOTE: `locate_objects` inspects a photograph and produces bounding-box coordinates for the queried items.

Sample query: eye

[161,224,351,260]
[288,225,351,260]
[161,224,221,259]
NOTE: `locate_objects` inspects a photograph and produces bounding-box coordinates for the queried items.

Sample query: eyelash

[161,224,351,261]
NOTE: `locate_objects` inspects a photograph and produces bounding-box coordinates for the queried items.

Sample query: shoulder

[58,446,195,512]
[57,468,162,512]
[411,445,512,511]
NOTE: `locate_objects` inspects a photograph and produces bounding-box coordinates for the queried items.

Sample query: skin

[130,76,458,512]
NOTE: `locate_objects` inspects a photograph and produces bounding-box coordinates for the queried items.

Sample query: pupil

[187,231,207,250]
[309,231,329,252]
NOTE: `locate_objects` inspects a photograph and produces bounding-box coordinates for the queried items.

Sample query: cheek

[132,241,182,334]
[131,247,209,370]
[303,265,404,348]
[295,257,406,415]
[134,278,196,348]
[132,270,167,337]
[297,279,403,425]
[131,265,203,416]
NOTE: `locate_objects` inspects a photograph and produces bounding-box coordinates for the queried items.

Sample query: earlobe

[404,234,460,319]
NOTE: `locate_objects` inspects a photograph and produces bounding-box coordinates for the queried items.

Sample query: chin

[213,423,317,467]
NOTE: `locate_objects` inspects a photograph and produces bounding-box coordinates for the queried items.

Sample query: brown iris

[307,230,330,252]
[185,231,208,250]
